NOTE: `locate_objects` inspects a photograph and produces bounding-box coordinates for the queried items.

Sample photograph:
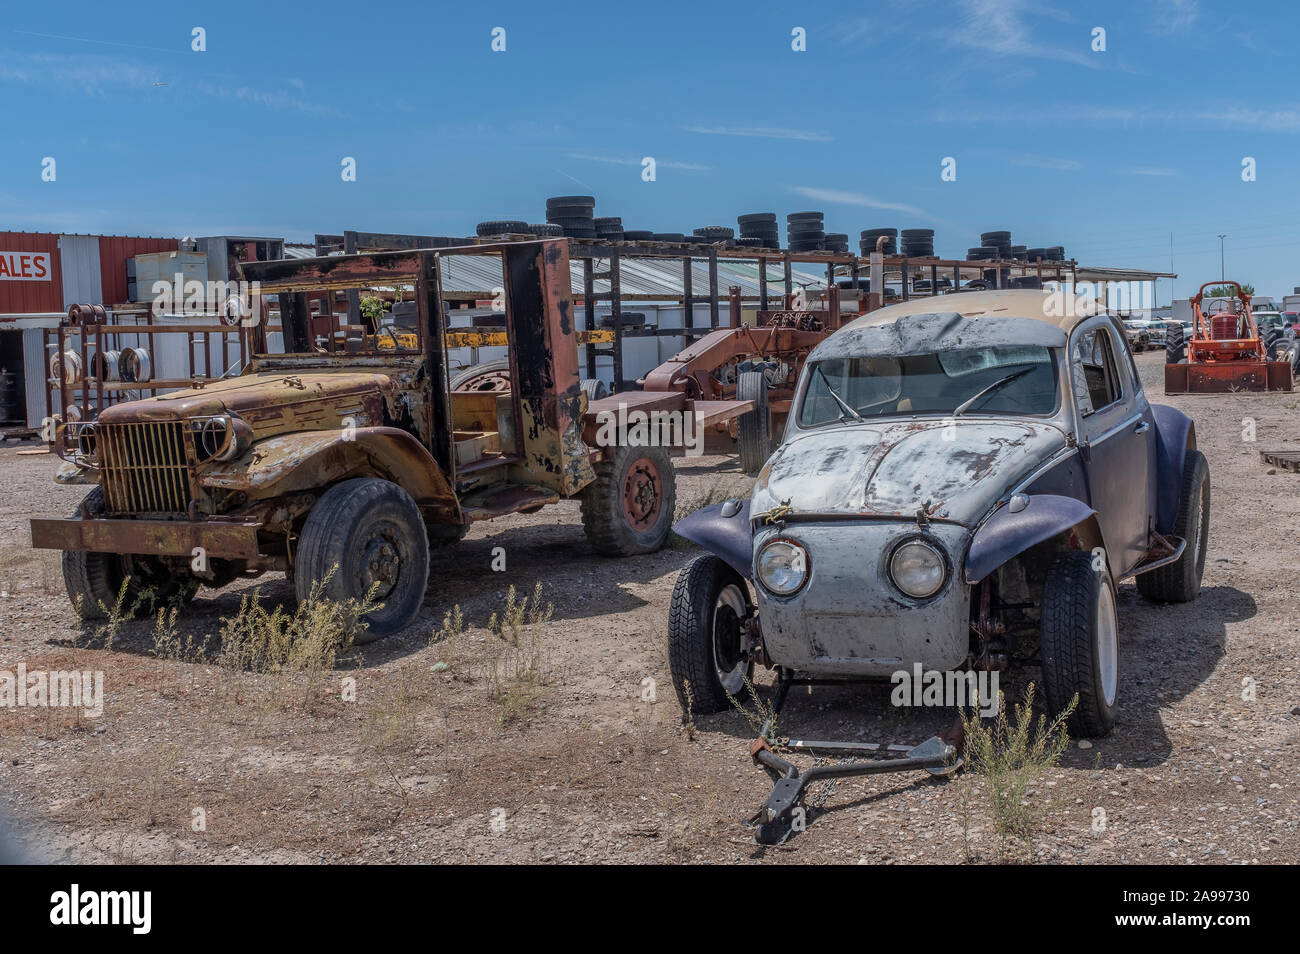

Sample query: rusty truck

[30,239,685,638]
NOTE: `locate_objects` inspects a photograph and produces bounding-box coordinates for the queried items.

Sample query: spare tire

[736,371,771,475]
[451,358,512,392]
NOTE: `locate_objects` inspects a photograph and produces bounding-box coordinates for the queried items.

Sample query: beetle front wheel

[667,554,754,715]
[1040,549,1118,738]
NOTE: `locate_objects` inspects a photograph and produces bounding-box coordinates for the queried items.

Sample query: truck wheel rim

[712,583,748,694]
[621,457,662,530]
[1097,583,1118,708]
[360,533,401,597]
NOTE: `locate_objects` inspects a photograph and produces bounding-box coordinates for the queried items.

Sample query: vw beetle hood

[751,419,1068,527]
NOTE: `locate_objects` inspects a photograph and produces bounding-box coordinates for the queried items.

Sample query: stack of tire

[595,217,624,242]
[900,229,934,258]
[1011,245,1028,261]
[824,233,850,253]
[860,228,897,255]
[650,232,685,243]
[693,226,735,246]
[623,230,654,241]
[787,212,825,251]
[476,220,529,237]
[738,213,779,248]
[546,196,597,238]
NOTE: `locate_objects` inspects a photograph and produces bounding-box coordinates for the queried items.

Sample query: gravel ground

[0,350,1297,864]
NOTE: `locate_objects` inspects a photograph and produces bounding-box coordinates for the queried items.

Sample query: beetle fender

[965,494,1100,584]
[672,500,753,579]
[1150,404,1195,534]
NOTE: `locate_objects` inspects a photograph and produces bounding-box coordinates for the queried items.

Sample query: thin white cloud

[0,49,341,115]
[684,124,833,143]
[942,0,1103,69]
[1117,167,1177,177]
[933,103,1300,131]
[1151,0,1199,34]
[565,152,710,171]
[791,186,932,219]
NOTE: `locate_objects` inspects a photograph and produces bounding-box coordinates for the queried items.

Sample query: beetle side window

[1071,328,1121,416]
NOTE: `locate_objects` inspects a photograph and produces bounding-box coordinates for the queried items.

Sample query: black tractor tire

[1263,327,1280,361]
[1040,549,1119,738]
[667,554,754,715]
[1166,323,1186,364]
[295,478,429,640]
[1137,449,1210,604]
[61,486,197,620]
[580,443,676,556]
[736,371,771,475]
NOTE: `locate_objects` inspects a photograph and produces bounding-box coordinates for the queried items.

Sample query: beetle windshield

[799,345,1058,426]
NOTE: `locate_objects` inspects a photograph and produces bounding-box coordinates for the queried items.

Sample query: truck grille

[99,421,195,515]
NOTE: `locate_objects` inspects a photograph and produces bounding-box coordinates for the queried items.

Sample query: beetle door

[1070,320,1153,576]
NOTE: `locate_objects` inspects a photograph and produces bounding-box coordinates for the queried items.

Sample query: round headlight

[757,538,809,596]
[196,416,235,461]
[889,539,946,599]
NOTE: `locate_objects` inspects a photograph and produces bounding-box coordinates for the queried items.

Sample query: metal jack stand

[747,671,963,846]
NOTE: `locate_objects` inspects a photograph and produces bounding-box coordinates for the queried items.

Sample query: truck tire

[1166,323,1185,364]
[1137,449,1209,604]
[580,443,676,556]
[1263,326,1280,361]
[61,486,194,620]
[450,358,511,392]
[667,554,754,715]
[1040,549,1118,738]
[295,478,429,640]
[736,370,771,475]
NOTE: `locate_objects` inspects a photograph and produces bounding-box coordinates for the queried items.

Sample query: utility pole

[1218,234,1226,281]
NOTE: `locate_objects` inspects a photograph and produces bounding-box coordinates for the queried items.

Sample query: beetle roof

[839,289,1103,334]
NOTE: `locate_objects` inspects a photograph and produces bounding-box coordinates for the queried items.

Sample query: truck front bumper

[30,516,264,560]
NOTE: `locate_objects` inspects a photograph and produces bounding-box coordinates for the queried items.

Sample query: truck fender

[1150,404,1195,534]
[965,494,1100,584]
[202,426,457,510]
[672,499,753,579]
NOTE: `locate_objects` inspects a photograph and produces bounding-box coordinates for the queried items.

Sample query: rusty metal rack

[43,308,250,433]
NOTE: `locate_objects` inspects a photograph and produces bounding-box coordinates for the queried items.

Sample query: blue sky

[2,0,1298,300]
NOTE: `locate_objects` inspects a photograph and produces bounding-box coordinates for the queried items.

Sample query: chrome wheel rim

[712,583,749,694]
[1097,582,1118,708]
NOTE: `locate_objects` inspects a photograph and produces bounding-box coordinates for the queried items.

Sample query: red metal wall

[0,233,181,313]
[0,232,63,314]
[99,235,178,306]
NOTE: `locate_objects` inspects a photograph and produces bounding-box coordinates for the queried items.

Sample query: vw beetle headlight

[888,538,947,599]
[757,538,809,596]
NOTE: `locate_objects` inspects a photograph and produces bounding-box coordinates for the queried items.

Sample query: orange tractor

[1165,281,1294,393]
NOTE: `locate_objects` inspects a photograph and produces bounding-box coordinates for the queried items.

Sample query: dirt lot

[1,350,1297,864]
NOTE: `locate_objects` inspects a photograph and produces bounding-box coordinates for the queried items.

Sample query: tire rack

[567,239,857,392]
[305,231,1079,393]
[44,311,250,438]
